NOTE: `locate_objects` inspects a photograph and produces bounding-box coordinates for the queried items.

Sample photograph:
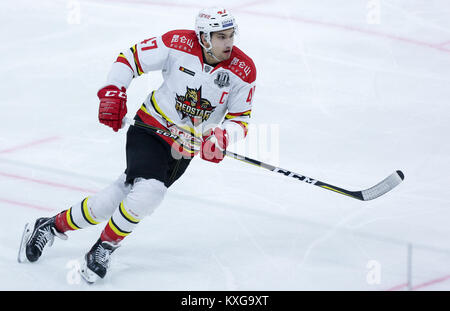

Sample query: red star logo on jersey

[175,86,215,126]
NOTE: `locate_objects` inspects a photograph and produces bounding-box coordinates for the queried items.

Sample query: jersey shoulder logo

[229,56,252,78]
[224,46,257,83]
[162,30,199,55]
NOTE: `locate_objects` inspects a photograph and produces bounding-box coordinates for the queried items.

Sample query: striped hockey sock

[100,201,140,243]
[55,197,101,233]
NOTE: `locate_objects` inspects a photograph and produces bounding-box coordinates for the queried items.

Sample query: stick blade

[361,170,404,201]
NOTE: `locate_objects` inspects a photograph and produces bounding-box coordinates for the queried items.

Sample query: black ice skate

[18,217,68,263]
[79,239,120,284]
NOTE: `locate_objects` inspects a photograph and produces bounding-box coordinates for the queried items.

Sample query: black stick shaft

[123,117,403,201]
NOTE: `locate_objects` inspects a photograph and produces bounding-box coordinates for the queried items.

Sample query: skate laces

[35,226,55,252]
[30,218,67,252]
[94,242,119,269]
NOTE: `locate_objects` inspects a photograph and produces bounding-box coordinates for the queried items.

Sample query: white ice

[1,0,449,290]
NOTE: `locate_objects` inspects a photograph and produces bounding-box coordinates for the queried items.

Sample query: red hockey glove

[201,127,228,163]
[97,85,127,132]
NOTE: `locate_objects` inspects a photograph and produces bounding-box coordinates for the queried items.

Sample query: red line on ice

[412,275,450,290]
[0,198,55,212]
[232,0,272,10]
[236,10,450,54]
[385,274,450,291]
[98,0,450,54]
[0,171,98,194]
[0,136,60,154]
[438,40,450,47]
[96,0,272,10]
[96,0,200,9]
[385,283,408,291]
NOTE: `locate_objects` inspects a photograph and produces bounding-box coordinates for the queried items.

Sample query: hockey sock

[55,197,101,233]
[100,201,140,243]
[99,178,166,243]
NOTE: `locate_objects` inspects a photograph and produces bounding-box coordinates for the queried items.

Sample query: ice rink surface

[1,0,449,290]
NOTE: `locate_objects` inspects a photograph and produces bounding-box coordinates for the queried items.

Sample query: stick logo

[275,168,317,184]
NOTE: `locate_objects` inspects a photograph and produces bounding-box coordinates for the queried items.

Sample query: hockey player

[18,8,256,283]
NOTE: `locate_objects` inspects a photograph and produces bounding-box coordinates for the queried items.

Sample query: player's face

[210,28,235,61]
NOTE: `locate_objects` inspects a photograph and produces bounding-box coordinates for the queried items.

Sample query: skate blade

[79,263,98,284]
[17,223,32,263]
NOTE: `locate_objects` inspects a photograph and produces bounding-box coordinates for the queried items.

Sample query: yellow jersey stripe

[149,93,203,137]
[138,105,197,155]
[130,45,144,76]
[225,111,251,119]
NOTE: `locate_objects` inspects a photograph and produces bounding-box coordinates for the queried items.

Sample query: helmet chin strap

[200,34,221,63]
[206,49,221,63]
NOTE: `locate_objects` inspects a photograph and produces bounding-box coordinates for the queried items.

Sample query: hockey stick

[123,117,404,201]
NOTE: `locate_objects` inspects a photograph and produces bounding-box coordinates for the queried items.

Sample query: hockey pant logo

[156,129,179,140]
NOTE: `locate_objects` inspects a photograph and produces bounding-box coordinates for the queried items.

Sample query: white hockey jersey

[106,29,256,158]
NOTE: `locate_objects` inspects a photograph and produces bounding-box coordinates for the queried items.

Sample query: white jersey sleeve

[105,36,170,89]
[221,53,257,145]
